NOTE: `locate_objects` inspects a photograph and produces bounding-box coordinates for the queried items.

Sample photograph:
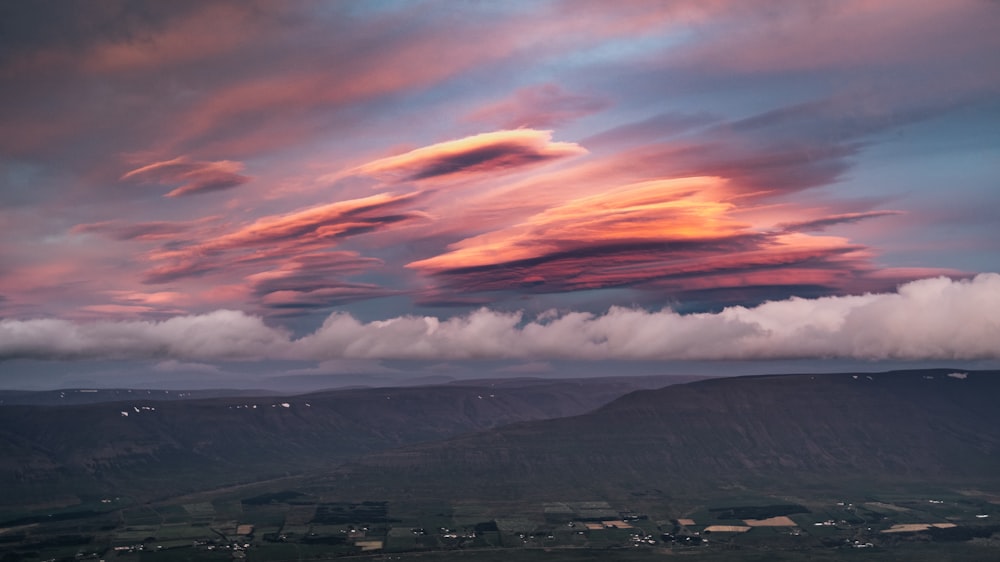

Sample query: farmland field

[2,478,999,561]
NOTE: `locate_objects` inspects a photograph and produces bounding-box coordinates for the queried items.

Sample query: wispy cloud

[778,211,906,233]
[465,84,610,129]
[121,156,250,197]
[248,253,399,313]
[71,216,219,241]
[142,192,421,284]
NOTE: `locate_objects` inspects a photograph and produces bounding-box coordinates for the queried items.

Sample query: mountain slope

[334,370,1000,500]
[0,375,696,509]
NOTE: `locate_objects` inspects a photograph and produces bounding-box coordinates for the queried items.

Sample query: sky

[1,0,999,389]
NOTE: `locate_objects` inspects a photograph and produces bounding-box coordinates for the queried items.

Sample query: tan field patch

[236,524,254,535]
[880,523,957,534]
[584,523,604,530]
[355,540,383,551]
[865,501,910,512]
[676,518,696,526]
[703,525,751,533]
[744,516,797,527]
[601,520,633,529]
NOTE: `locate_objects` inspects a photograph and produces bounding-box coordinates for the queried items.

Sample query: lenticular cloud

[1,274,998,362]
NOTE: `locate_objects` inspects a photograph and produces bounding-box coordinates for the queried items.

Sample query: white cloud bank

[1,274,998,362]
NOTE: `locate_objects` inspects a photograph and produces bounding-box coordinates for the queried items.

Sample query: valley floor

[3,483,999,562]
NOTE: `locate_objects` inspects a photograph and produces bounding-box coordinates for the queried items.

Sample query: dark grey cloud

[778,211,905,233]
[408,143,562,180]
[355,130,587,183]
[261,284,399,314]
[423,235,769,294]
[0,0,208,63]
[71,218,214,241]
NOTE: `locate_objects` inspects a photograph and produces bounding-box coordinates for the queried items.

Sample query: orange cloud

[407,176,913,300]
[410,177,742,271]
[353,129,587,182]
[121,156,250,197]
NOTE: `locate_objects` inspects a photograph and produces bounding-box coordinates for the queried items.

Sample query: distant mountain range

[0,388,281,406]
[4,370,998,517]
[0,374,702,511]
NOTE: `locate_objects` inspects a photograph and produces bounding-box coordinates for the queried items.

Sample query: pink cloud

[121,156,250,197]
[352,129,587,183]
[201,193,421,252]
[142,192,421,286]
[406,176,916,300]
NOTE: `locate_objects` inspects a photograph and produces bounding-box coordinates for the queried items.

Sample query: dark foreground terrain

[1,370,998,561]
[0,375,700,509]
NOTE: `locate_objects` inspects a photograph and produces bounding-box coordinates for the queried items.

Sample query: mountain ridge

[330,369,1000,500]
[0,375,701,509]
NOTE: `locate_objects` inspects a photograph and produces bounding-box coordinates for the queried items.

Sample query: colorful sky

[2,1,999,388]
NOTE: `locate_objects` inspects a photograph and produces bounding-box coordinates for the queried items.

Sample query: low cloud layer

[2,274,996,363]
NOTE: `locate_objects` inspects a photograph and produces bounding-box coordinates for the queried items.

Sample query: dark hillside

[0,375,693,509]
[336,370,1000,500]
